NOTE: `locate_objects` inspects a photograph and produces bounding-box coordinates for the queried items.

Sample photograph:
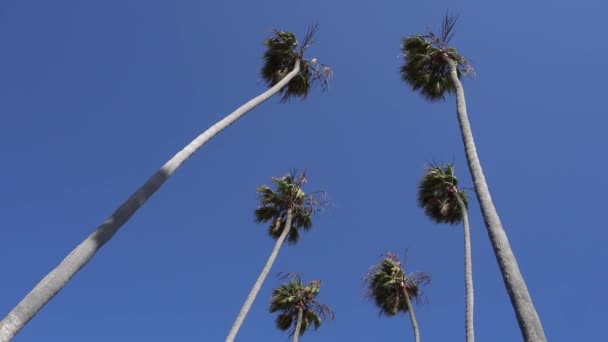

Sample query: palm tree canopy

[400,14,473,101]
[255,171,325,244]
[261,24,333,103]
[365,253,430,317]
[418,164,469,224]
[269,274,334,336]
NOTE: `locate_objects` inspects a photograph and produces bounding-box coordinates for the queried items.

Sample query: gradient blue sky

[1,1,606,341]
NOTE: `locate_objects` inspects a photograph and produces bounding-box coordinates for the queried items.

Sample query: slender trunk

[225,209,294,342]
[402,282,420,342]
[446,58,546,342]
[293,307,304,342]
[456,195,474,342]
[0,61,301,342]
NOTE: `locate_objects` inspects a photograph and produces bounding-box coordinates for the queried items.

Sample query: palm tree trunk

[225,209,294,342]
[0,61,302,342]
[446,58,546,342]
[402,284,420,342]
[456,195,474,342]
[293,307,304,342]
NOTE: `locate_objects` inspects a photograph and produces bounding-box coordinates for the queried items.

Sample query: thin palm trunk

[446,58,546,342]
[293,307,304,342]
[0,61,301,342]
[456,195,474,342]
[225,209,294,342]
[402,283,420,342]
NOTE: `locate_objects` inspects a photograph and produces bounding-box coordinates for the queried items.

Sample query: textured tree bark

[292,307,304,342]
[446,58,546,342]
[0,61,301,342]
[225,209,294,342]
[456,194,474,342]
[402,282,420,342]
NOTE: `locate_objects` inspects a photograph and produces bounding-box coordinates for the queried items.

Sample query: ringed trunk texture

[0,61,301,342]
[446,58,546,342]
[402,283,420,342]
[225,209,294,342]
[456,195,474,342]
[293,307,304,342]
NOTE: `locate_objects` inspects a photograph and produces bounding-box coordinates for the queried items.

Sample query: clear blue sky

[1,1,606,341]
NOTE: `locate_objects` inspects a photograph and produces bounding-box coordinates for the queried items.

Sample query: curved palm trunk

[446,59,546,342]
[293,307,304,342]
[225,209,294,342]
[402,283,420,342]
[0,61,301,342]
[456,195,474,342]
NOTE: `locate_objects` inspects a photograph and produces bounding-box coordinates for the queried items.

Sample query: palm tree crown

[365,253,430,316]
[255,171,325,244]
[400,14,473,101]
[270,274,334,337]
[262,24,333,102]
[418,163,468,224]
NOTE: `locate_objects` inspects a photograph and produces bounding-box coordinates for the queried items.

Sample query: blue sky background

[1,0,606,341]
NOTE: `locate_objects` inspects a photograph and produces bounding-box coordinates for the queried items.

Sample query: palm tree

[0,26,332,341]
[225,172,326,342]
[400,14,546,341]
[418,163,474,342]
[365,253,430,342]
[269,274,334,341]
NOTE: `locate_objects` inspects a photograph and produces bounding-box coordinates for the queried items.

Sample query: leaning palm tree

[400,15,546,341]
[269,274,334,341]
[225,172,326,342]
[0,25,332,341]
[365,253,430,342]
[418,163,474,342]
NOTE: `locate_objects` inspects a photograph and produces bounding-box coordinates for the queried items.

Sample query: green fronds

[364,253,430,317]
[418,163,468,224]
[254,171,326,245]
[400,14,474,102]
[269,274,334,337]
[261,24,333,103]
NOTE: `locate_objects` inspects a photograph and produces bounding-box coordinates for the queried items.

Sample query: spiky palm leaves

[400,14,473,101]
[365,253,430,317]
[418,163,468,224]
[255,172,325,244]
[261,24,332,102]
[270,274,333,339]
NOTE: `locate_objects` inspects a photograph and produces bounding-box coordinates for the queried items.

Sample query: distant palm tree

[0,26,332,341]
[365,253,430,342]
[270,274,334,341]
[400,14,546,342]
[418,163,474,342]
[225,172,326,342]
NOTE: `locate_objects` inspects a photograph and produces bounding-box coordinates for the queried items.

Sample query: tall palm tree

[365,253,430,342]
[418,163,474,342]
[225,172,326,342]
[400,15,546,341]
[0,26,332,342]
[269,274,334,341]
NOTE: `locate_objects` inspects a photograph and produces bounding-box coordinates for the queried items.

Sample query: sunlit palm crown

[254,172,324,244]
[269,274,334,336]
[400,15,473,101]
[418,164,468,225]
[365,254,430,316]
[261,24,332,103]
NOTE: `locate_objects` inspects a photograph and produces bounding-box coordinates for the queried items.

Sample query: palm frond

[418,163,468,224]
[364,253,430,317]
[400,13,474,102]
[261,24,333,103]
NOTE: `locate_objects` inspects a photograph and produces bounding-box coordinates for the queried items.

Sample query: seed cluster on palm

[269,274,333,339]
